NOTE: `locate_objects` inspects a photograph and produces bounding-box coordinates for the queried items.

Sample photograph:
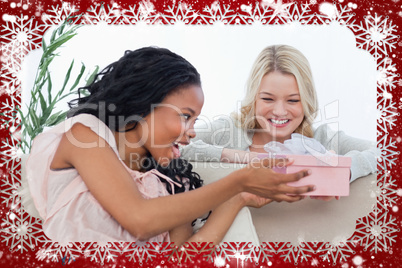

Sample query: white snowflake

[124,243,158,263]
[200,2,237,25]
[272,3,317,24]
[171,242,215,264]
[1,208,45,253]
[261,0,294,23]
[84,242,121,264]
[35,3,45,17]
[1,16,45,96]
[0,97,21,132]
[0,136,22,169]
[377,57,398,89]
[316,4,356,25]
[1,15,46,55]
[83,4,123,25]
[236,3,272,25]
[239,2,318,25]
[0,56,22,96]
[377,88,398,134]
[311,257,319,266]
[241,2,355,26]
[0,158,21,210]
[377,135,398,171]
[375,173,398,210]
[162,3,198,25]
[122,3,159,25]
[224,242,259,265]
[205,242,254,264]
[0,2,398,266]
[41,3,81,26]
[351,14,398,60]
[36,241,81,263]
[316,240,355,265]
[351,208,398,253]
[276,242,315,264]
[252,242,276,265]
[124,242,172,264]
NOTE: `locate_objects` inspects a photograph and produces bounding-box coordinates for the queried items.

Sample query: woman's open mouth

[172,142,188,158]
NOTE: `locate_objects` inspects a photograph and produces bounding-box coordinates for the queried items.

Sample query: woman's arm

[58,123,314,241]
[181,117,250,162]
[170,193,272,246]
[314,124,378,182]
[221,148,261,163]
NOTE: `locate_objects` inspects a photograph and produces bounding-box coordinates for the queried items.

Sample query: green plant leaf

[42,33,77,60]
[85,65,99,86]
[58,60,75,97]
[16,109,25,127]
[50,26,58,43]
[29,108,40,129]
[30,89,37,103]
[41,100,55,123]
[20,139,30,154]
[53,111,68,125]
[38,90,47,116]
[69,63,85,92]
[22,19,83,153]
[45,110,66,126]
[38,54,56,76]
[58,23,66,35]
[42,37,47,51]
[47,71,53,103]
[36,74,49,93]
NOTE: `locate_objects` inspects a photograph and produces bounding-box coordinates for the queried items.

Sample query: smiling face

[254,71,304,144]
[121,85,204,169]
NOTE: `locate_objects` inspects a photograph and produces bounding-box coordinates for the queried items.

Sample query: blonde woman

[182,45,377,188]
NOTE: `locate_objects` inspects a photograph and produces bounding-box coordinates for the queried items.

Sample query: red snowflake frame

[0,0,401,267]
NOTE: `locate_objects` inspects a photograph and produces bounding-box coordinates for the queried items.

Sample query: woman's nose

[186,128,196,139]
[273,102,288,116]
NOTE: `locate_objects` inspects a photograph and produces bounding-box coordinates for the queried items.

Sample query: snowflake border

[0,2,399,266]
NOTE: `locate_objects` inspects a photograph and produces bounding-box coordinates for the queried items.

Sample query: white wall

[22,22,377,141]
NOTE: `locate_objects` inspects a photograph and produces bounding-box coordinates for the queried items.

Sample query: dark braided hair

[68,47,203,193]
[68,47,201,131]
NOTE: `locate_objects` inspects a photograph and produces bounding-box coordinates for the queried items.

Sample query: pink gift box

[269,154,352,196]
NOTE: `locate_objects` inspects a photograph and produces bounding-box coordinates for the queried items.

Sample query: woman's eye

[262,98,274,101]
[181,114,191,120]
[288,99,300,103]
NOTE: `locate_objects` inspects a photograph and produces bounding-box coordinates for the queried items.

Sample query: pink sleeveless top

[26,114,183,243]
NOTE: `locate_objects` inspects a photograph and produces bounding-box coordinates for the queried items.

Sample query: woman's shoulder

[41,114,118,152]
[28,114,119,174]
[313,124,337,140]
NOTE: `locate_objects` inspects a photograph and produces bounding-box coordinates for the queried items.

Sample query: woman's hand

[238,192,273,208]
[239,157,315,203]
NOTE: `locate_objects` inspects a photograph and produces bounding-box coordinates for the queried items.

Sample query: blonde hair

[232,45,318,138]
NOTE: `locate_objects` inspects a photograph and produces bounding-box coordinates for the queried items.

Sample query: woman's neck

[113,130,148,171]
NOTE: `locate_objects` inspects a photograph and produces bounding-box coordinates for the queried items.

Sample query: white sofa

[191,161,378,246]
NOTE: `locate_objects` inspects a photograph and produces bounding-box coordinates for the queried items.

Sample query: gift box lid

[285,154,352,167]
